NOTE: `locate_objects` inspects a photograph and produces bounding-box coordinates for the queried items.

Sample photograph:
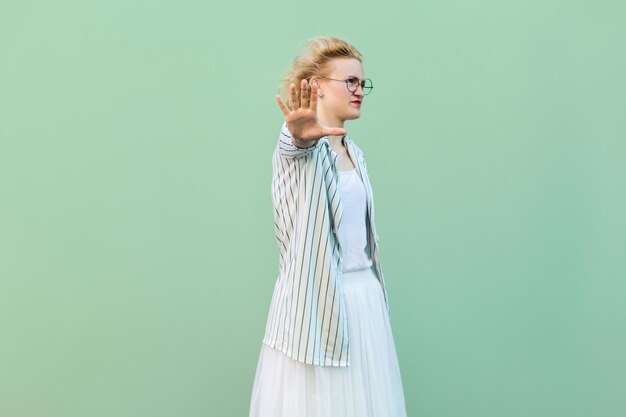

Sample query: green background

[1,1,624,416]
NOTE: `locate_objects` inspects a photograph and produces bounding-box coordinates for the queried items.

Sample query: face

[313,58,365,126]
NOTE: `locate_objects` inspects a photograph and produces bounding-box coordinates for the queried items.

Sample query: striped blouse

[261,121,390,367]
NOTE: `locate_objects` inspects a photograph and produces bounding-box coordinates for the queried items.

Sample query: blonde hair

[278,36,363,110]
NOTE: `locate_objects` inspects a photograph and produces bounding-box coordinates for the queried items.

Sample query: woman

[249,36,407,417]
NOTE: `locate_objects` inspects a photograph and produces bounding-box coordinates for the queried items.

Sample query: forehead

[327,58,364,78]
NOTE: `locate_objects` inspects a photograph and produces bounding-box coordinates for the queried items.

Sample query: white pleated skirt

[249,266,408,417]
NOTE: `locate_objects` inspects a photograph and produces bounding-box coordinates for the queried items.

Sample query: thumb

[323,127,347,136]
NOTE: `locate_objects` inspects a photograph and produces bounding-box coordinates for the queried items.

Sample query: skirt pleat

[249,266,407,417]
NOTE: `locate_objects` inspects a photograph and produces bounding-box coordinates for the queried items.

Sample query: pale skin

[276,58,366,171]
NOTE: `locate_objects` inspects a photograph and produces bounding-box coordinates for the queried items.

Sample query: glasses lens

[362,78,373,95]
[346,77,360,91]
[345,77,373,95]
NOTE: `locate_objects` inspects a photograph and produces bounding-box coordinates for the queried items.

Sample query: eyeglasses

[321,76,373,95]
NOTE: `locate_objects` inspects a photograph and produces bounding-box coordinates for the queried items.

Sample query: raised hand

[276,79,347,144]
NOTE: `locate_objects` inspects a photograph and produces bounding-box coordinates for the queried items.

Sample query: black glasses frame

[321,76,373,95]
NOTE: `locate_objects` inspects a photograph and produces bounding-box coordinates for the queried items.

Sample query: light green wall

[1,1,624,416]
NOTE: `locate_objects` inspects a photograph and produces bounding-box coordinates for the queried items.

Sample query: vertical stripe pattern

[262,121,391,367]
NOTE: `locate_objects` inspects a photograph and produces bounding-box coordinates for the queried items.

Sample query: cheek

[328,86,350,101]
[332,92,352,107]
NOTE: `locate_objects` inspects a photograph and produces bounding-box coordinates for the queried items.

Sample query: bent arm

[277,121,324,159]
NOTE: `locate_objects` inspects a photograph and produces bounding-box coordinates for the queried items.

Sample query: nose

[352,85,364,98]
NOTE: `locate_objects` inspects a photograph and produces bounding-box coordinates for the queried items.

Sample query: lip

[351,100,362,105]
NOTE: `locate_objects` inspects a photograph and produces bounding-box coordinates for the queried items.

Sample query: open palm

[276,79,347,142]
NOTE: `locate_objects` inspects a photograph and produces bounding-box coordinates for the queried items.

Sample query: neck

[319,113,346,149]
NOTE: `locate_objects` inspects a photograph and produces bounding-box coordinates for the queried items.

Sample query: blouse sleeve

[277,121,324,159]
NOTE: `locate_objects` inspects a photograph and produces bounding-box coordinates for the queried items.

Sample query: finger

[289,83,299,110]
[300,79,309,109]
[309,82,318,110]
[276,95,289,116]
